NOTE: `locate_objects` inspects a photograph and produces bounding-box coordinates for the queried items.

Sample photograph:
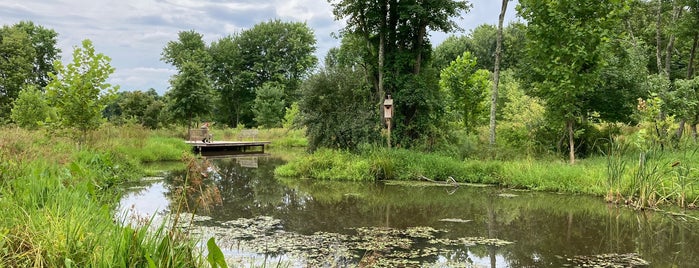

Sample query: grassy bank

[274,146,699,209]
[0,125,201,267]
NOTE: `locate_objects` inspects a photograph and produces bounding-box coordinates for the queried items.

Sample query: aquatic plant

[603,136,628,203]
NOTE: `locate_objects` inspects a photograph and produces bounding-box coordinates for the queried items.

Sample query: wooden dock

[185,141,271,154]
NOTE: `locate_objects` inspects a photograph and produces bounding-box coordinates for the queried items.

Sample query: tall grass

[0,125,202,267]
[276,144,699,209]
[0,161,201,267]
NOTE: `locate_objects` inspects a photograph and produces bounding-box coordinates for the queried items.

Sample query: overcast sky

[0,0,520,95]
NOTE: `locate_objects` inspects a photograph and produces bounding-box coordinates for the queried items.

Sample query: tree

[433,22,526,74]
[253,83,286,128]
[14,21,61,88]
[209,20,317,127]
[489,0,510,146]
[439,52,491,134]
[162,30,215,128]
[300,52,379,151]
[208,36,248,127]
[10,85,48,129]
[45,39,118,144]
[0,22,60,120]
[433,35,471,72]
[166,61,213,128]
[143,100,165,129]
[161,30,210,69]
[330,0,471,147]
[0,26,35,120]
[518,0,629,164]
[120,90,156,123]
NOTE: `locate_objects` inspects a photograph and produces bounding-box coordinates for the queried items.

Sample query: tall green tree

[161,30,211,69]
[331,0,471,147]
[252,83,286,129]
[433,22,526,74]
[166,61,213,128]
[119,90,159,125]
[208,36,247,127]
[300,63,378,151]
[209,20,317,127]
[14,21,61,88]
[162,30,215,128]
[0,22,60,120]
[518,0,630,164]
[45,39,118,144]
[439,52,491,134]
[0,26,35,120]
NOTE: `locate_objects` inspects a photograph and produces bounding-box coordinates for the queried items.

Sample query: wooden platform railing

[188,129,213,142]
[237,129,258,141]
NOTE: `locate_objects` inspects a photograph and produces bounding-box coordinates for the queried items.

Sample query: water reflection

[119,156,699,267]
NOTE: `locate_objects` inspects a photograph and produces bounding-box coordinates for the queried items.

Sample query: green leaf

[207,237,228,268]
[145,253,157,268]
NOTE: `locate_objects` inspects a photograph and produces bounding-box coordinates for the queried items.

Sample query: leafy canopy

[45,39,118,143]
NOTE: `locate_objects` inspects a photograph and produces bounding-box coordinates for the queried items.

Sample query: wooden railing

[237,129,259,141]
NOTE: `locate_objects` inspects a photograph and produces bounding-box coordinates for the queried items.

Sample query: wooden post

[387,118,392,148]
[383,95,394,148]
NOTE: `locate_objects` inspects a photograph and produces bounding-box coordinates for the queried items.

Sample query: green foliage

[13,21,61,88]
[671,76,699,125]
[496,71,548,157]
[392,66,450,150]
[0,25,35,119]
[209,20,317,127]
[161,30,210,69]
[253,83,286,128]
[300,65,379,151]
[45,39,118,144]
[330,0,471,148]
[518,0,630,162]
[592,39,649,123]
[433,22,526,73]
[439,51,491,134]
[282,102,301,129]
[166,61,214,128]
[275,146,504,183]
[10,85,48,129]
[634,75,678,150]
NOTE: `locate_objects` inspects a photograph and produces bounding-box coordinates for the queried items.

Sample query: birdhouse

[383,95,393,119]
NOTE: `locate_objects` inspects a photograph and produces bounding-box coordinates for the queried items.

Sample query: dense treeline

[2,0,699,159]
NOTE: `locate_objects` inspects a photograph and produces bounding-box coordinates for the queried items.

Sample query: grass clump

[275,148,372,181]
[275,146,504,183]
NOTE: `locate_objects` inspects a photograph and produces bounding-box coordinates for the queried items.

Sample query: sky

[0,0,520,95]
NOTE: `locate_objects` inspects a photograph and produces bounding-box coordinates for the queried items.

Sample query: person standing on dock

[200,122,211,143]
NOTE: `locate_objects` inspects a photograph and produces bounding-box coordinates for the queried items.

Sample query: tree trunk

[567,119,575,164]
[689,31,698,78]
[413,24,427,75]
[692,123,698,142]
[664,1,681,76]
[489,0,508,147]
[677,119,686,140]
[379,0,387,122]
[656,0,664,74]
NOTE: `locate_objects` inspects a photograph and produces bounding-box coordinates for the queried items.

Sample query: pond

[119,155,699,267]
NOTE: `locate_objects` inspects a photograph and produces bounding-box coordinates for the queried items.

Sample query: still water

[119,156,699,267]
